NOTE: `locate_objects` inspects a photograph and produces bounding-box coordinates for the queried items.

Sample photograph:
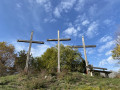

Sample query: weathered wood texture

[47,30,71,73]
[17,40,44,44]
[58,30,60,73]
[47,38,71,41]
[82,36,89,74]
[72,45,96,48]
[24,31,33,73]
[17,31,44,74]
[71,36,96,75]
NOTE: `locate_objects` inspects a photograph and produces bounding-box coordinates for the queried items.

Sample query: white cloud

[86,22,98,38]
[79,33,84,37]
[82,20,89,26]
[61,0,76,11]
[35,0,55,23]
[105,50,112,56]
[75,0,85,11]
[89,4,97,16]
[31,44,50,57]
[100,36,112,43]
[36,0,47,4]
[36,0,52,13]
[98,40,115,52]
[12,41,27,52]
[86,48,95,55]
[30,42,56,57]
[44,1,52,13]
[77,26,81,31]
[107,56,115,64]
[63,27,78,37]
[53,0,76,18]
[54,8,61,18]
[44,18,56,23]
[16,3,22,8]
[99,59,108,66]
[68,22,73,27]
[117,35,120,44]
[99,56,116,66]
[12,40,56,57]
[74,14,86,23]
[104,19,112,25]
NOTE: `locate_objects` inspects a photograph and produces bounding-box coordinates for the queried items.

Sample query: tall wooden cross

[72,36,96,74]
[17,31,44,73]
[47,30,71,73]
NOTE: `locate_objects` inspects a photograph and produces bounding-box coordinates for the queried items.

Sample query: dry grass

[0,72,120,90]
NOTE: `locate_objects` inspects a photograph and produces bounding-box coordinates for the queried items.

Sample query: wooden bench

[86,65,112,77]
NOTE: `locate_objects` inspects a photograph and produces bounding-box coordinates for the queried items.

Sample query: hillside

[0,72,120,90]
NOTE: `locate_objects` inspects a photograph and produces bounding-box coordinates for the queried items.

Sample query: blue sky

[0,0,120,71]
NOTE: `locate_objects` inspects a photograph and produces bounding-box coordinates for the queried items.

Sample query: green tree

[14,50,27,71]
[0,42,16,76]
[41,47,57,72]
[112,33,120,64]
[112,44,120,60]
[60,44,85,72]
[31,57,43,71]
[40,44,86,73]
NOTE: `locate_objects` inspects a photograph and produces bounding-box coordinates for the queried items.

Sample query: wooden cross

[47,30,71,73]
[17,31,44,73]
[72,36,96,74]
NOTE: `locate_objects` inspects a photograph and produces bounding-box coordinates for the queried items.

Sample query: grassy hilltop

[0,72,120,90]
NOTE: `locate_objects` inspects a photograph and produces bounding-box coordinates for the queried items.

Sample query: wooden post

[90,71,93,76]
[82,36,89,74]
[72,38,96,75]
[17,31,44,74]
[47,30,71,73]
[58,30,60,73]
[24,31,33,73]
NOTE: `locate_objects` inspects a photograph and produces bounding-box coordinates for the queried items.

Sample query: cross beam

[17,40,44,44]
[47,38,71,41]
[17,31,44,73]
[47,30,71,73]
[72,45,96,48]
[72,36,96,75]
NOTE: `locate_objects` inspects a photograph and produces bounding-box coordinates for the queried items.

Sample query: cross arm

[47,38,71,41]
[17,40,44,44]
[60,38,71,41]
[72,45,96,48]
[47,39,58,41]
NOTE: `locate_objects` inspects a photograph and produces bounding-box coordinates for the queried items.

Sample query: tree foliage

[33,44,86,73]
[41,47,58,72]
[0,42,15,64]
[59,44,85,72]
[112,33,120,63]
[112,44,120,60]
[14,50,35,72]
[0,42,16,76]
[14,50,27,71]
[0,42,86,75]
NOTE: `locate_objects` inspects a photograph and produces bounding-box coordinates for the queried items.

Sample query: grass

[0,72,120,90]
